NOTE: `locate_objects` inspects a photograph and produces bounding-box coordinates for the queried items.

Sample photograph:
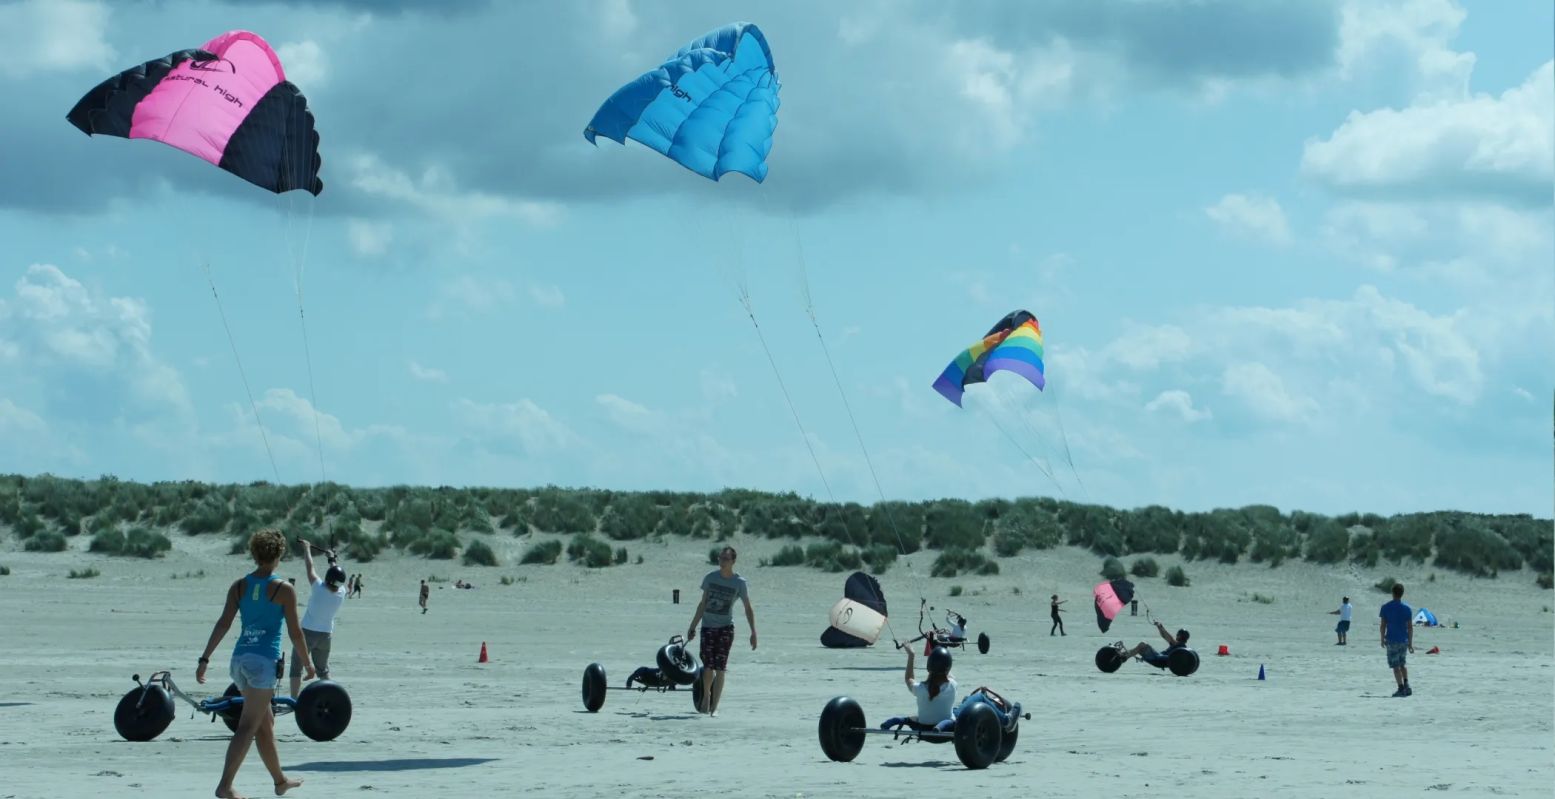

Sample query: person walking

[1328,596,1354,645]
[196,528,314,799]
[686,546,757,717]
[289,538,349,699]
[1379,583,1415,697]
[1050,594,1067,636]
[419,579,429,614]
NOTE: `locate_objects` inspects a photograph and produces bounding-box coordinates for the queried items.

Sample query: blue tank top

[233,573,285,660]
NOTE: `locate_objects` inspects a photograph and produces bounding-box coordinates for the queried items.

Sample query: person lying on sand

[1120,620,1191,668]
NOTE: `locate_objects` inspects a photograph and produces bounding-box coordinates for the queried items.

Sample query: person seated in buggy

[877,647,1024,735]
[944,611,968,644]
[1122,619,1191,669]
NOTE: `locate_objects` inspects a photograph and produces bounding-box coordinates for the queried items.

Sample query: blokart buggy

[900,600,990,656]
[818,687,1030,770]
[113,670,352,742]
[581,635,707,713]
[1094,640,1200,677]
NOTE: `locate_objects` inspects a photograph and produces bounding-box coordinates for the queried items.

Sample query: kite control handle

[295,537,337,562]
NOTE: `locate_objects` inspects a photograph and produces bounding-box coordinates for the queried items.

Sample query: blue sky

[0,0,1549,517]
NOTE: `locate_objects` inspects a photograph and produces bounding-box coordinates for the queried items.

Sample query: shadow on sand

[290,758,497,773]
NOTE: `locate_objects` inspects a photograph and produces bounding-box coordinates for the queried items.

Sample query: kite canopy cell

[66,30,323,196]
[584,22,780,182]
[1093,578,1135,633]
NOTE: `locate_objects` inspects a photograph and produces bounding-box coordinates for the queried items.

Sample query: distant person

[1379,583,1414,697]
[289,538,349,699]
[686,545,757,717]
[1328,596,1354,645]
[1050,594,1067,636]
[353,574,364,598]
[419,579,429,614]
[1121,619,1190,669]
[345,574,357,597]
[195,528,313,799]
[946,610,968,642]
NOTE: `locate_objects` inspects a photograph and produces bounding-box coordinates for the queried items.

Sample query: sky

[0,0,1550,518]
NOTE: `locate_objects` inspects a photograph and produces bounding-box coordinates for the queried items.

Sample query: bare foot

[275,777,303,796]
[215,788,247,799]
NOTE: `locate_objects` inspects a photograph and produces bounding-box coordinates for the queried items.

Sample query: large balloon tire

[995,718,1019,762]
[657,642,699,686]
[1168,648,1201,677]
[691,669,708,713]
[113,685,175,742]
[583,663,607,712]
[977,633,991,655]
[818,696,867,763]
[294,680,352,742]
[953,701,1003,770]
[1095,646,1125,674]
[220,683,244,733]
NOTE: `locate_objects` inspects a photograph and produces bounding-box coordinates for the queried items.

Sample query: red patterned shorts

[700,625,735,671]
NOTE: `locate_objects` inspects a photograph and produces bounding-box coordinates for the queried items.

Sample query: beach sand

[1,533,1551,798]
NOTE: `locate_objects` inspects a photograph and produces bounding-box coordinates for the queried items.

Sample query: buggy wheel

[691,669,708,713]
[953,701,1003,769]
[1095,646,1125,674]
[657,641,699,686]
[1168,648,1201,677]
[220,683,244,733]
[582,663,607,712]
[113,685,175,742]
[995,718,1019,762]
[294,680,352,741]
[818,696,866,763]
[977,633,991,655]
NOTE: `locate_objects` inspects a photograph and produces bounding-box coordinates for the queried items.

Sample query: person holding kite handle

[879,645,959,732]
[289,537,349,699]
[1121,619,1191,669]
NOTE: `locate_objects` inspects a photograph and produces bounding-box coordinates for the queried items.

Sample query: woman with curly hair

[196,528,316,798]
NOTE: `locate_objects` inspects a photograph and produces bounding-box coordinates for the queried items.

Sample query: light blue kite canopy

[584,22,779,182]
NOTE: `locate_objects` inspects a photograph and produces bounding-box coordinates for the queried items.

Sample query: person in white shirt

[1327,596,1354,646]
[289,538,349,698]
[879,646,958,732]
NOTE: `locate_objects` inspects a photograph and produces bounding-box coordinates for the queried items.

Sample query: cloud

[276,40,328,88]
[347,219,393,257]
[1303,61,1554,206]
[346,152,564,227]
[1337,0,1473,98]
[596,393,662,435]
[700,370,738,403]
[0,0,115,79]
[0,398,47,434]
[426,275,517,319]
[408,360,447,382]
[1221,362,1318,423]
[1205,193,1292,245]
[451,397,577,454]
[528,283,565,308]
[1145,389,1211,423]
[1101,324,1194,370]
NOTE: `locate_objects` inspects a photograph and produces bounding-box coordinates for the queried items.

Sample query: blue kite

[584,23,779,182]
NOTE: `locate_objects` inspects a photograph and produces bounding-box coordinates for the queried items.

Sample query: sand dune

[1,533,1551,798]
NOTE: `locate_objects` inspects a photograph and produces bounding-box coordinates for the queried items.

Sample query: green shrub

[768,544,806,567]
[14,512,45,538]
[1100,556,1126,580]
[1537,572,1552,590]
[568,534,614,568]
[1303,520,1350,563]
[123,527,172,559]
[1434,518,1521,577]
[463,539,499,567]
[1165,565,1190,587]
[931,548,999,578]
[1130,557,1159,578]
[408,528,459,559]
[0,565,9,576]
[923,500,987,551]
[707,546,723,565]
[614,546,629,565]
[1250,592,1274,604]
[949,585,963,597]
[90,528,127,554]
[68,567,100,579]
[520,540,563,565]
[24,531,66,552]
[861,543,897,574]
[1374,576,1397,593]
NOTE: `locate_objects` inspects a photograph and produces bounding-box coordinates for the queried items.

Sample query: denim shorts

[231,653,280,691]
[1385,641,1408,669]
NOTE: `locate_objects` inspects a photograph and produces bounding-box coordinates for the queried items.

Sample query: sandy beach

[1,533,1551,799]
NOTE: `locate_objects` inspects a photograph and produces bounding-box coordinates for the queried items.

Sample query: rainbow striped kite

[932,310,1046,407]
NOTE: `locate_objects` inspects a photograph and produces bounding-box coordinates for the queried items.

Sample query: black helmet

[926,646,953,674]
[325,564,347,588]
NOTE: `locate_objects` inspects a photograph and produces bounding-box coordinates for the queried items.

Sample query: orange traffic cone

[1217,644,1230,656]
[478,642,489,663]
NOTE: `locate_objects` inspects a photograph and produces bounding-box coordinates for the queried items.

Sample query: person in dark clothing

[1050,594,1067,636]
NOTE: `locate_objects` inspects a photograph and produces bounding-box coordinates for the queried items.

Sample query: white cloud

[347,152,564,227]
[1102,324,1194,370]
[945,37,1076,150]
[1145,390,1211,423]
[276,40,328,88]
[596,393,661,435]
[1221,362,1318,423]
[452,398,576,454]
[529,283,565,308]
[0,398,46,434]
[596,0,638,41]
[1205,193,1292,245]
[0,0,114,78]
[408,361,447,383]
[347,219,393,257]
[1303,61,1554,204]
[1337,0,1473,99]
[427,275,517,319]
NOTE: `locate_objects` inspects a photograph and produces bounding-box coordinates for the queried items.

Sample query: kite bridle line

[200,260,282,484]
[284,190,327,486]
